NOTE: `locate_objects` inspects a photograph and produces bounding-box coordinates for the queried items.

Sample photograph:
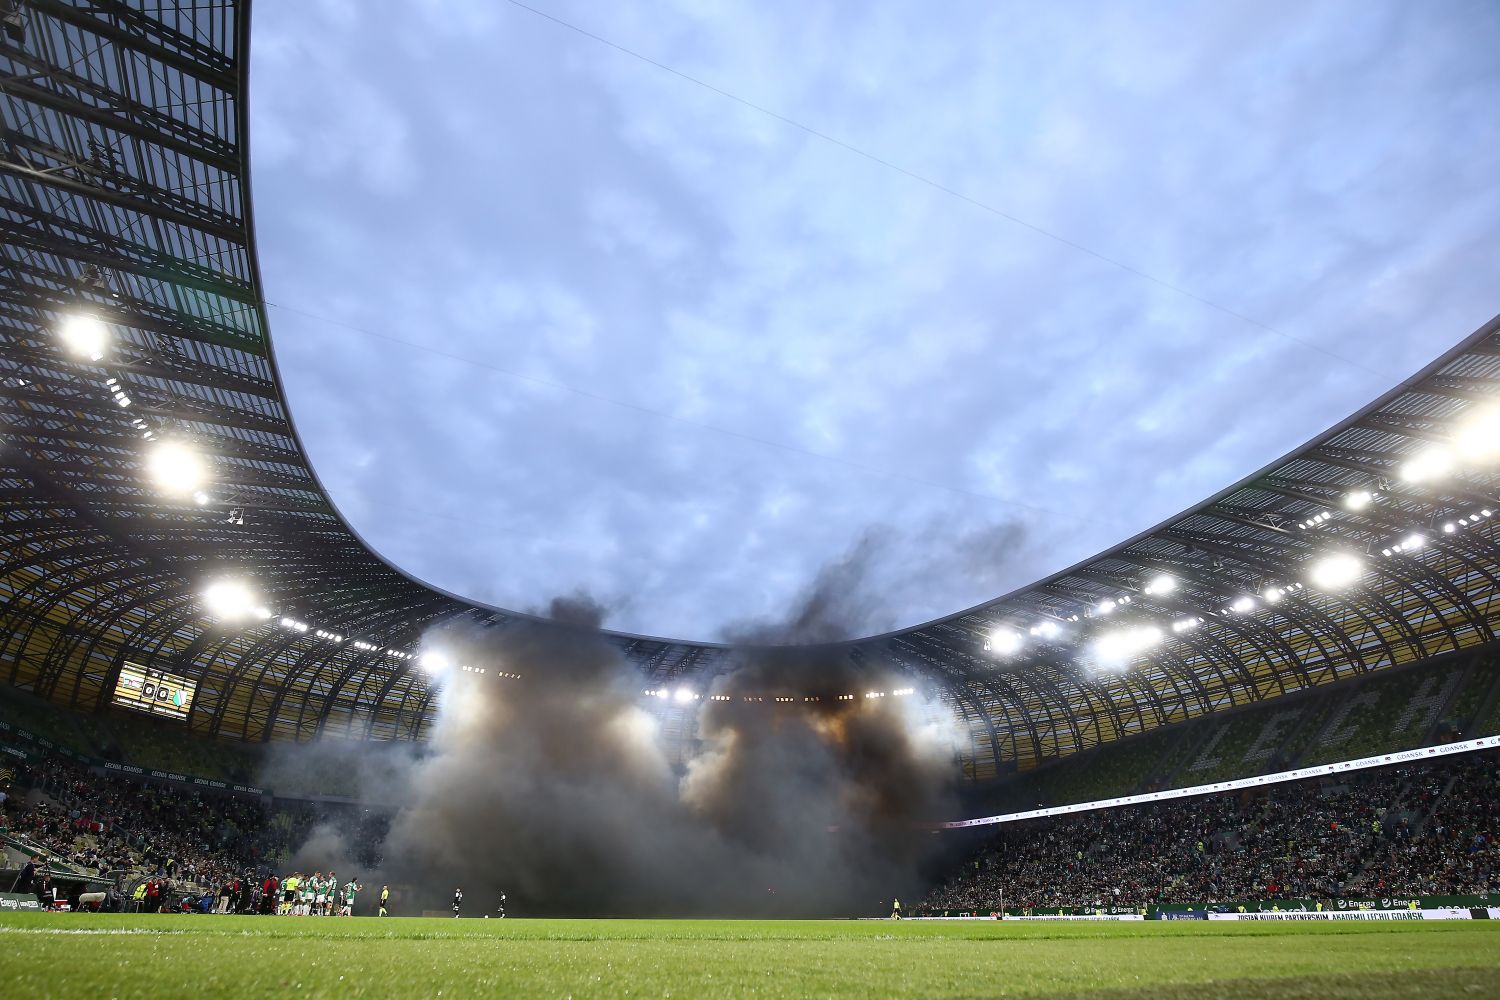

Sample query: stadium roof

[3,1,1499,778]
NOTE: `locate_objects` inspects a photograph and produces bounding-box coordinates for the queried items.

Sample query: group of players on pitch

[263,873,496,918]
[276,870,387,917]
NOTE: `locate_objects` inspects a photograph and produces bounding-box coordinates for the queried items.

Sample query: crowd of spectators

[1,754,398,913]
[2,758,284,880]
[1,757,309,909]
[922,750,1500,912]
[6,711,1496,918]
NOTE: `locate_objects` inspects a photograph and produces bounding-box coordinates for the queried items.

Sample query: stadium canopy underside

[3,1,1499,780]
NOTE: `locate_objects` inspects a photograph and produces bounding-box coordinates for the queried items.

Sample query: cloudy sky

[247,0,1500,642]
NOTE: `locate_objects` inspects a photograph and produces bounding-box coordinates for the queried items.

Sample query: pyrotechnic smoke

[270,543,963,916]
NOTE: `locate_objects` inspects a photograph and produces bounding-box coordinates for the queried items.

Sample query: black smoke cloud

[268,538,963,916]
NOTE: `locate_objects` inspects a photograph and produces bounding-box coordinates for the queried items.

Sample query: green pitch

[1,915,1497,998]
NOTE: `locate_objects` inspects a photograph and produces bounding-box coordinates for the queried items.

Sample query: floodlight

[1096,599,1117,615]
[58,313,109,361]
[987,628,1023,655]
[420,652,451,674]
[674,687,696,704]
[1263,586,1283,603]
[1399,446,1453,484]
[1032,620,1061,639]
[1343,489,1372,511]
[1308,553,1363,590]
[1171,618,1199,633]
[1404,532,1426,551]
[1230,596,1256,614]
[1443,522,1456,534]
[1093,625,1162,664]
[252,607,273,620]
[147,440,207,494]
[655,688,670,699]
[1143,574,1176,596]
[1452,405,1500,462]
[200,579,255,621]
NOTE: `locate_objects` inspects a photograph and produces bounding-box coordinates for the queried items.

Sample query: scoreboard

[112,663,196,720]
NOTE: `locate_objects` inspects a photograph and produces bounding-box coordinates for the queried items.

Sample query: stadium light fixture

[146,440,207,495]
[58,313,109,361]
[1343,490,1372,511]
[1403,532,1427,551]
[1399,446,1454,484]
[1096,599,1117,615]
[1308,552,1363,590]
[420,651,451,674]
[1093,625,1162,666]
[1443,522,1456,534]
[1263,586,1283,603]
[1452,405,1500,462]
[1171,617,1199,633]
[1143,574,1176,596]
[986,628,1023,655]
[1030,620,1061,640]
[655,688,670,700]
[674,687,697,704]
[200,579,256,621]
[1228,596,1255,614]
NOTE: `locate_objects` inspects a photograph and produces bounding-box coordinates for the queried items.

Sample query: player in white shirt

[302,872,320,916]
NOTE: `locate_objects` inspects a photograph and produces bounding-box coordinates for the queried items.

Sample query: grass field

[0,915,1497,998]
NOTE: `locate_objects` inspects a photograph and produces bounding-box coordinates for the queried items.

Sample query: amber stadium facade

[3,1,1500,784]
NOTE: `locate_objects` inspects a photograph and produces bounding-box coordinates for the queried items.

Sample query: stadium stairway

[1345,768,1461,893]
[1427,656,1480,743]
[1465,660,1500,738]
[1155,714,1232,790]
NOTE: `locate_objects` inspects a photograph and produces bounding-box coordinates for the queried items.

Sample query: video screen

[112,662,196,721]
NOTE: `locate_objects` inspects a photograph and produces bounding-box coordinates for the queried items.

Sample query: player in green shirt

[302,872,320,916]
[341,878,361,917]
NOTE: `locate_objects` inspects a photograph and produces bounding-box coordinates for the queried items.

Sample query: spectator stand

[960,650,1500,824]
[922,749,1500,916]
